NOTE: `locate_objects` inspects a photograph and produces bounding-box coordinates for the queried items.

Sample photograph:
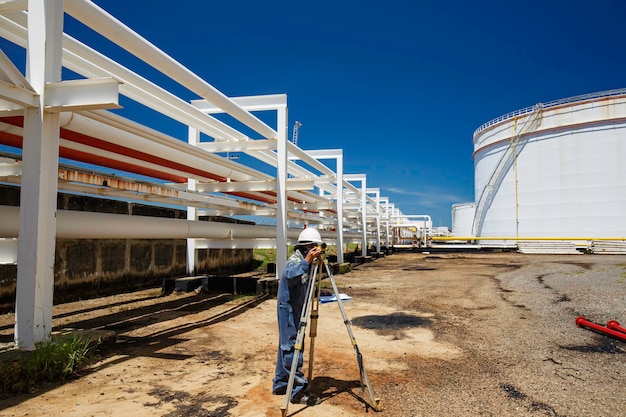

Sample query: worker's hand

[305,246,321,263]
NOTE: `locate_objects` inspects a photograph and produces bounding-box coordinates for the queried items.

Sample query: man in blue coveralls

[272,228,323,406]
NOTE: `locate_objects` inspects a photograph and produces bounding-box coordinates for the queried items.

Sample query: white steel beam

[197,139,277,153]
[191,94,287,114]
[64,0,278,140]
[288,201,336,211]
[0,48,37,108]
[196,178,314,193]
[44,77,120,112]
[0,80,38,108]
[24,13,335,210]
[0,45,30,88]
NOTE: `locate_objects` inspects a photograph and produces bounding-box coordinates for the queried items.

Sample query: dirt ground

[0,252,625,417]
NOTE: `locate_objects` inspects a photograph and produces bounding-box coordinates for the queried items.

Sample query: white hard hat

[297,228,322,244]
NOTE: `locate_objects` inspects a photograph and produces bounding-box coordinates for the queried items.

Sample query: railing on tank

[473,87,626,137]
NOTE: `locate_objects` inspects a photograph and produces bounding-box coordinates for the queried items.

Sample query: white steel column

[15,0,64,349]
[345,174,367,257]
[186,126,199,275]
[275,104,288,278]
[336,152,344,263]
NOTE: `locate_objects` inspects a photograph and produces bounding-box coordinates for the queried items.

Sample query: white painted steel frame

[0,1,416,349]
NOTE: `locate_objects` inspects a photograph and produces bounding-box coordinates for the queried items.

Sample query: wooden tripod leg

[307,268,322,380]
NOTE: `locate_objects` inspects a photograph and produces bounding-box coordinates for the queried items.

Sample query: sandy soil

[0,252,625,417]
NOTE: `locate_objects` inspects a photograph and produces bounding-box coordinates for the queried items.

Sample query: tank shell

[451,203,476,237]
[473,90,626,241]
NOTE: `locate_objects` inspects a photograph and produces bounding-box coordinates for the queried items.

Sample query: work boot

[291,393,321,406]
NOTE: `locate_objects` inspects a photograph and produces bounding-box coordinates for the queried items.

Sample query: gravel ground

[0,252,624,417]
[360,253,626,417]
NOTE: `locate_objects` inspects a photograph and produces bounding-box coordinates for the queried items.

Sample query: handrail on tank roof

[473,87,626,137]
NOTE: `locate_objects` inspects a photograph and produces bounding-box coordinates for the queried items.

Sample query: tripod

[280,251,380,416]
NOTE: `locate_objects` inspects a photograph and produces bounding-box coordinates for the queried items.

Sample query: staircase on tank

[516,241,580,254]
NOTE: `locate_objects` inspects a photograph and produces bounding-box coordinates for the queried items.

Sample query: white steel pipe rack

[0,0,416,349]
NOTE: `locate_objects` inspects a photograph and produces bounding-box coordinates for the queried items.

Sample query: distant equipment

[292,121,302,146]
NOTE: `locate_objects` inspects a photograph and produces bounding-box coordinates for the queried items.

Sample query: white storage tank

[472,89,626,243]
[451,203,475,237]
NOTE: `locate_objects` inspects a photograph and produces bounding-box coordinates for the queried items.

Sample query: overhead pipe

[606,320,626,334]
[0,205,282,240]
[0,205,358,243]
[575,316,626,342]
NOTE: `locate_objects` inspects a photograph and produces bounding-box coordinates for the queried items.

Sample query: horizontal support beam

[191,94,287,114]
[197,139,277,152]
[44,77,120,112]
[313,176,337,185]
[0,79,38,108]
[288,202,337,211]
[196,178,314,193]
[304,149,343,159]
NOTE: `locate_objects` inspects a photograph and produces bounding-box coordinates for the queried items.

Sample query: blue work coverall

[272,248,312,399]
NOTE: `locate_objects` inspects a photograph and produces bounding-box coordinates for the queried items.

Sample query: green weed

[0,335,101,396]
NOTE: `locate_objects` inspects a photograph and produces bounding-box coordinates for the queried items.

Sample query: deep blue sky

[5,1,626,228]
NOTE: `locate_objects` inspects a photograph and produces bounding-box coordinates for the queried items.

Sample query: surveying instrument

[280,243,380,416]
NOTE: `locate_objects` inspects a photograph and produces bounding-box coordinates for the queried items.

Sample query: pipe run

[0,205,279,240]
[0,205,350,242]
[575,316,626,342]
[606,320,626,334]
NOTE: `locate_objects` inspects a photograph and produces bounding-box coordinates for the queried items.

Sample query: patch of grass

[252,248,276,271]
[0,335,101,396]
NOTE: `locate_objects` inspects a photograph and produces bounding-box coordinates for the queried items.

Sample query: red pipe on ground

[575,316,626,342]
[606,320,626,334]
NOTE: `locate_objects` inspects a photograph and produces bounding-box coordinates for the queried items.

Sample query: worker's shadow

[312,376,378,411]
